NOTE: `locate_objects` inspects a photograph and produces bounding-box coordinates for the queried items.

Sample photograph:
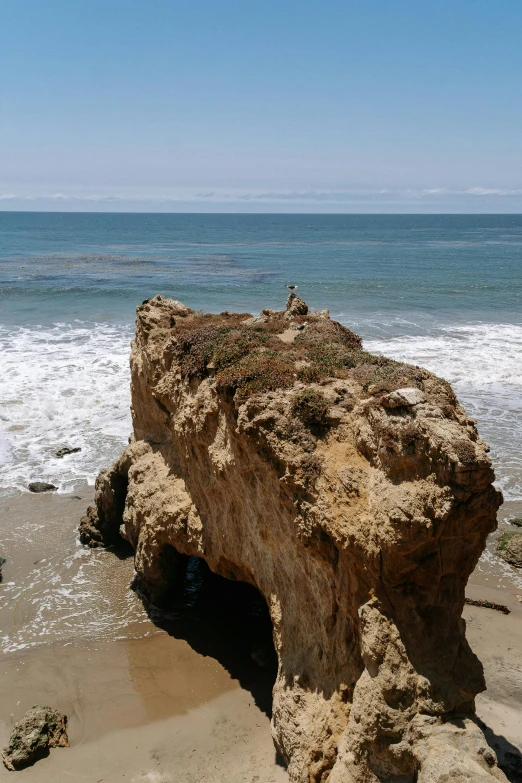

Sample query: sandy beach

[1,490,521,782]
[0,639,286,783]
[0,490,285,782]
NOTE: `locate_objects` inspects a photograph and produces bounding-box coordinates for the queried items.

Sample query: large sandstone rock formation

[81,294,506,782]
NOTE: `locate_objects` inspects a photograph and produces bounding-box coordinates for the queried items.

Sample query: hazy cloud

[1,187,522,205]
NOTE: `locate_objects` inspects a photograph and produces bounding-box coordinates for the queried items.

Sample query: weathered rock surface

[2,706,69,771]
[83,294,506,782]
[285,291,309,318]
[498,532,522,568]
[79,460,129,548]
[28,482,57,493]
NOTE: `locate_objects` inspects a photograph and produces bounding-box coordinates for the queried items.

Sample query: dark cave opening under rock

[134,551,279,718]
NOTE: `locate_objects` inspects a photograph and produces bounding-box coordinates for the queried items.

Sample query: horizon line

[1,209,522,216]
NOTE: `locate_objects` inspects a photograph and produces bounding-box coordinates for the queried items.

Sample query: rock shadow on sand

[475,717,522,783]
[132,554,278,719]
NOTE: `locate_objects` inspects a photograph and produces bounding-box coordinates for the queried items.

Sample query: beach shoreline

[1,489,521,781]
[0,489,286,781]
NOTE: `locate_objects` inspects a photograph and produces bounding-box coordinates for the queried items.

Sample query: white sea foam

[0,545,151,654]
[365,322,522,500]
[0,321,133,496]
[476,543,522,591]
[1,318,520,501]
[1,317,521,651]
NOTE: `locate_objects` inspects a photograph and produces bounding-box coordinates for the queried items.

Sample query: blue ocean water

[1,212,521,327]
[1,212,521,501]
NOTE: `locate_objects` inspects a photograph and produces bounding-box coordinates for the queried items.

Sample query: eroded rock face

[2,706,69,771]
[79,457,130,548]
[83,294,506,783]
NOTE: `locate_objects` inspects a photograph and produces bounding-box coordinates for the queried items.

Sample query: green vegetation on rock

[497,530,522,568]
[497,530,518,551]
[217,351,296,402]
[169,309,445,408]
[291,388,330,429]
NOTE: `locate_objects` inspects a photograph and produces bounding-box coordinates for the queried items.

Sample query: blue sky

[1,0,521,212]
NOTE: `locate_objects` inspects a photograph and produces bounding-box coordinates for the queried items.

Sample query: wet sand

[0,637,285,783]
[1,491,521,781]
[0,489,284,781]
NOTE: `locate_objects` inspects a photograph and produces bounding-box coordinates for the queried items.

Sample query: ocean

[1,212,521,499]
[1,212,522,650]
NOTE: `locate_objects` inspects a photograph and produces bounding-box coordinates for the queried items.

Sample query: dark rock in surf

[28,482,57,493]
[2,706,69,771]
[0,556,5,583]
[55,447,81,458]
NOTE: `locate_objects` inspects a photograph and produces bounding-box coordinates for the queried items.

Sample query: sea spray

[365,321,522,502]
[0,321,132,495]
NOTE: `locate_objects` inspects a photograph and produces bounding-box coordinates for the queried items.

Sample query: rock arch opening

[136,549,278,718]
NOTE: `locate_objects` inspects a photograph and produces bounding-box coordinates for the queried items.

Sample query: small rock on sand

[2,705,69,771]
[498,532,522,568]
[28,482,57,493]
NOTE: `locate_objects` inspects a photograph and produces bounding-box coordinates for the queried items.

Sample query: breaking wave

[365,321,522,501]
[0,321,132,496]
